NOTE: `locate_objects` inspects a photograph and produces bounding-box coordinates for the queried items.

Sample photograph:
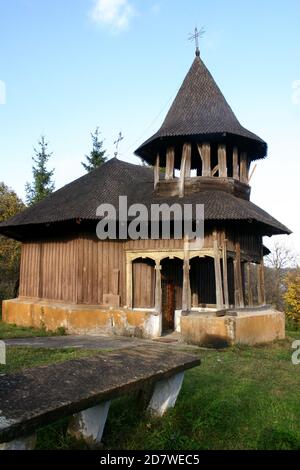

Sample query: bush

[284,268,300,328]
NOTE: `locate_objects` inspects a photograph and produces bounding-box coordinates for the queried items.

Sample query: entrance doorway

[161,258,183,333]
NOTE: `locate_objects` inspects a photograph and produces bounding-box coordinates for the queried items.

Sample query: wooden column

[165,147,175,180]
[234,242,244,308]
[179,143,191,197]
[222,239,229,309]
[126,260,133,308]
[197,142,211,176]
[257,258,266,306]
[182,259,191,312]
[233,146,239,180]
[246,262,254,307]
[154,262,162,314]
[182,237,191,312]
[213,233,224,310]
[154,153,160,189]
[261,257,266,305]
[240,152,248,184]
[218,144,227,177]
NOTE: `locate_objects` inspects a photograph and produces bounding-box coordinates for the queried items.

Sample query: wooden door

[162,280,175,332]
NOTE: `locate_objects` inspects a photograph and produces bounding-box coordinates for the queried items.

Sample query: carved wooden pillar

[218,144,227,177]
[126,259,133,308]
[234,242,244,308]
[165,147,175,180]
[240,152,248,184]
[154,262,162,314]
[179,143,191,197]
[154,153,160,189]
[198,142,211,177]
[213,233,224,310]
[233,146,239,180]
[222,239,229,309]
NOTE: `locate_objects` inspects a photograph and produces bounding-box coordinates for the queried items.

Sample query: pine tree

[25,136,55,206]
[82,127,107,172]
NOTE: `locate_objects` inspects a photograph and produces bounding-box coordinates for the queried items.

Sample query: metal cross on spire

[114,132,124,158]
[188,27,205,57]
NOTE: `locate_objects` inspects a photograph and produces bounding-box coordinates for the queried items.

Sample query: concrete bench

[0,346,200,449]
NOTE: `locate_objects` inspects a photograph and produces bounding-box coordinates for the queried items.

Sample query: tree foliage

[0,183,25,302]
[284,268,300,327]
[264,242,298,310]
[25,135,55,206]
[82,127,107,172]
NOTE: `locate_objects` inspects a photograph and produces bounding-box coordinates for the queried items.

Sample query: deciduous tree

[0,183,25,302]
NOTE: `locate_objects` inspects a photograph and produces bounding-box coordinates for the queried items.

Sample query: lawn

[1,331,300,450]
[0,319,66,339]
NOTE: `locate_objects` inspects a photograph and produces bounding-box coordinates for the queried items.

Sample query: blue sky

[0,0,299,253]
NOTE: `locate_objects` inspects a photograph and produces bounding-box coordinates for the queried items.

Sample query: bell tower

[135,50,266,200]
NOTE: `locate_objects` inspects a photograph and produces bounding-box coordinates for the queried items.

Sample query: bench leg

[68,401,111,448]
[0,434,37,450]
[148,372,185,417]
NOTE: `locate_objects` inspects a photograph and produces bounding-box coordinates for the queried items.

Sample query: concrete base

[68,401,111,448]
[181,308,285,347]
[2,299,285,346]
[2,298,161,339]
[0,434,37,450]
[148,372,185,417]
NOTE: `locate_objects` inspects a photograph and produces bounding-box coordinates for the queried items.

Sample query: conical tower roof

[135,55,267,164]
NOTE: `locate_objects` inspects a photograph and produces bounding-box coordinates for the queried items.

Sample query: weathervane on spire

[188,27,205,57]
[114,132,124,158]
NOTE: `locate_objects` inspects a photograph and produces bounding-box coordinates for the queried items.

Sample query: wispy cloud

[0,80,6,105]
[90,0,136,32]
[292,80,300,105]
[150,3,161,15]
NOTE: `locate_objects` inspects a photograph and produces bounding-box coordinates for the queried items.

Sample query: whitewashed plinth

[68,401,111,447]
[148,372,184,417]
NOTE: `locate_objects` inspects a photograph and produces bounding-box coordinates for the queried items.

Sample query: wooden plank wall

[19,237,126,305]
[19,243,41,298]
[77,237,125,305]
[41,239,77,303]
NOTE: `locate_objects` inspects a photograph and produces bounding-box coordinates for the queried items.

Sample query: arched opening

[132,258,155,308]
[161,257,183,332]
[190,256,216,307]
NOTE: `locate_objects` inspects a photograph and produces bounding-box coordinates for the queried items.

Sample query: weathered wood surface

[0,347,200,444]
[155,176,250,200]
[165,147,175,180]
[197,142,211,177]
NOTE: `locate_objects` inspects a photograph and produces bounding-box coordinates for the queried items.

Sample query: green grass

[1,332,300,450]
[0,319,66,339]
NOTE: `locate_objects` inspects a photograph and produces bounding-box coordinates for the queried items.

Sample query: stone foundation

[2,298,161,338]
[2,299,285,346]
[181,309,285,347]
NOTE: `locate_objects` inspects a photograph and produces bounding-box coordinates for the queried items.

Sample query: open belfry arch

[0,45,290,346]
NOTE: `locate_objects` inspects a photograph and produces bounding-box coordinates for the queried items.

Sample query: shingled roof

[0,158,290,240]
[135,56,267,163]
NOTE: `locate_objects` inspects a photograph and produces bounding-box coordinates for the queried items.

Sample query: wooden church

[0,47,290,346]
